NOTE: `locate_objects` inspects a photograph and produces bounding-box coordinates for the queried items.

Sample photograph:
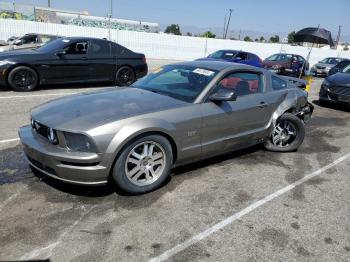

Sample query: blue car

[197,49,263,68]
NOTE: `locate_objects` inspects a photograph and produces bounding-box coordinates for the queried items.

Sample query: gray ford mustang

[19,61,313,194]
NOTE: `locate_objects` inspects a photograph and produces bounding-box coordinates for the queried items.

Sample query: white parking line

[149,153,350,262]
[0,92,78,99]
[0,138,20,144]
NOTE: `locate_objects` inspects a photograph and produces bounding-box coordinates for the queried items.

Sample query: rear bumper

[19,125,110,185]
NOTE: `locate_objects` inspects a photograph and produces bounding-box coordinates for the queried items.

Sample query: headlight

[321,79,331,91]
[272,64,281,69]
[47,128,58,144]
[64,132,96,152]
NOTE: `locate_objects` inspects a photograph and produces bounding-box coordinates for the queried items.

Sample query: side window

[217,72,263,97]
[64,41,89,55]
[271,75,288,90]
[111,43,130,57]
[21,35,37,44]
[222,52,235,59]
[40,36,54,44]
[236,52,247,61]
[90,40,111,57]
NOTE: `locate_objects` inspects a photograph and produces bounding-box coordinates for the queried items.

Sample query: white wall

[1,19,349,66]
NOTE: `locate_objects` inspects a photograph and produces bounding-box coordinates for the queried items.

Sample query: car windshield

[36,38,66,52]
[208,50,238,59]
[132,65,218,103]
[267,54,292,61]
[341,64,350,73]
[320,57,343,64]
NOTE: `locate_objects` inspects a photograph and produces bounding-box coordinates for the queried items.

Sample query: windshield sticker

[193,68,215,76]
[62,39,70,43]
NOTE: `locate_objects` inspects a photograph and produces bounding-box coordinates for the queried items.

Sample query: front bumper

[319,87,350,106]
[312,68,329,76]
[19,125,110,185]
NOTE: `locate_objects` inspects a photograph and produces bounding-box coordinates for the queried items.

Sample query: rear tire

[112,135,173,195]
[264,113,305,152]
[8,66,38,91]
[115,66,135,86]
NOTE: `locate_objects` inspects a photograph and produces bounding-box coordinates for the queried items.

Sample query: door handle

[258,101,268,108]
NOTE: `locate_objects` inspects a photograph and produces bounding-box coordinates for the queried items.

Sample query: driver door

[46,40,94,83]
[200,70,275,156]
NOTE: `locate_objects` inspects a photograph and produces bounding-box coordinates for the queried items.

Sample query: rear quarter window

[271,75,288,90]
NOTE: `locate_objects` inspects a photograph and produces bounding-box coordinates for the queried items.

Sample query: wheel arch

[106,128,178,182]
[5,63,40,84]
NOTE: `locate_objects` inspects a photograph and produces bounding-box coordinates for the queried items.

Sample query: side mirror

[209,89,237,102]
[56,50,66,57]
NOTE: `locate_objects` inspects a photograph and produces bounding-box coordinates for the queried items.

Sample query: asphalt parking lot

[0,60,349,262]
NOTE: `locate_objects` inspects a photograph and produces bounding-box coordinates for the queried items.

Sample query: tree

[164,24,181,35]
[186,32,192,36]
[259,36,265,42]
[269,35,280,43]
[288,31,296,43]
[201,31,216,38]
[243,36,253,42]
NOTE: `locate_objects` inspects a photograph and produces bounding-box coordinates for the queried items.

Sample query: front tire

[8,66,39,91]
[112,135,173,194]
[264,113,305,152]
[115,66,135,86]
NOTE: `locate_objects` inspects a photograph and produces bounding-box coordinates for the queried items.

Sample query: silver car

[19,61,313,194]
[0,33,60,52]
[312,57,347,77]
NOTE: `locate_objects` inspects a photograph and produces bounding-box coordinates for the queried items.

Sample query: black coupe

[0,37,148,91]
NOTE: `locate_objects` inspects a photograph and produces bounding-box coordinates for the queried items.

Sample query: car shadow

[30,167,115,197]
[312,99,350,113]
[30,145,262,198]
[172,145,262,175]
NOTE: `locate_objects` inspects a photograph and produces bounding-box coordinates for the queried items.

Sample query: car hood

[0,49,39,59]
[326,73,350,86]
[31,87,188,131]
[314,63,333,68]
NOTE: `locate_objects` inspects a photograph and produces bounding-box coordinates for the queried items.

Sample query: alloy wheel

[125,141,166,186]
[271,120,297,147]
[13,69,36,89]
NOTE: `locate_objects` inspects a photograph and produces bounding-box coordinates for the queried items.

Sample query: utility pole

[48,0,51,7]
[224,9,232,39]
[223,14,226,39]
[335,25,342,49]
[108,0,113,40]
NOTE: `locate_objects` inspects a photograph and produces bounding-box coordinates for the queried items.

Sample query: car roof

[61,36,110,42]
[171,60,258,71]
[25,33,61,37]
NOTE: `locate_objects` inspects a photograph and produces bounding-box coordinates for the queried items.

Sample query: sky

[2,0,350,40]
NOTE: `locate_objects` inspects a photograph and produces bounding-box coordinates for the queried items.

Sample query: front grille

[316,66,326,69]
[329,86,350,96]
